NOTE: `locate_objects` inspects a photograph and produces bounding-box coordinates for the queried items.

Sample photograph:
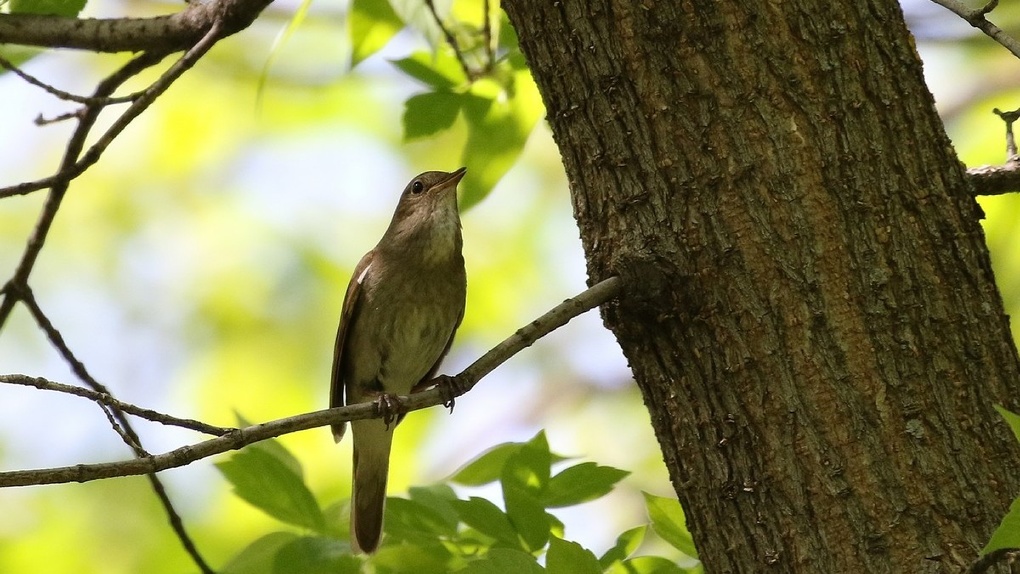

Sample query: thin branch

[963,107,1020,195]
[21,288,136,447]
[68,21,225,189]
[423,0,473,80]
[0,375,231,437]
[482,0,494,71]
[0,276,624,488]
[14,45,219,565]
[0,51,166,328]
[0,54,138,106]
[0,20,224,204]
[0,4,269,571]
[993,107,1020,162]
[35,109,86,125]
[443,276,623,396]
[18,287,216,573]
[931,0,1020,59]
[0,23,222,322]
[0,0,270,200]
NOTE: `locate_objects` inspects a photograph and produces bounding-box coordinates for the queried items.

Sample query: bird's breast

[352,262,465,395]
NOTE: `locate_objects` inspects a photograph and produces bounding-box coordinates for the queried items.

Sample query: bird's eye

[411,180,425,194]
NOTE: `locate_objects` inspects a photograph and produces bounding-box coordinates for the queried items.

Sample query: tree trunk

[503,1,1020,572]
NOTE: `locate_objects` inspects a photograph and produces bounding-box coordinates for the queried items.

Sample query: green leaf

[451,497,521,548]
[984,495,1020,554]
[644,493,697,558]
[236,413,304,479]
[497,11,519,51]
[616,556,688,574]
[451,442,523,486]
[499,432,550,499]
[216,446,325,532]
[451,432,568,487]
[512,431,553,491]
[546,537,601,574]
[460,62,544,208]
[385,496,459,544]
[220,531,300,574]
[403,92,462,141]
[502,483,549,551]
[274,535,359,574]
[994,405,1020,443]
[599,525,646,568]
[255,0,313,109]
[391,48,467,90]
[349,0,404,67]
[372,541,454,574]
[545,462,630,508]
[460,548,545,574]
[8,0,84,16]
[321,499,350,541]
[408,484,460,528]
[502,443,551,552]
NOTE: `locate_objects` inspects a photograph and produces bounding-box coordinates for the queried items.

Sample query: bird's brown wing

[412,305,465,393]
[330,250,374,443]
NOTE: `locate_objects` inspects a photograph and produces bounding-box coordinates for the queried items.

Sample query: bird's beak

[433,167,467,193]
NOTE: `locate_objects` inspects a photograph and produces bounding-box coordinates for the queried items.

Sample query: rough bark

[503,1,1020,572]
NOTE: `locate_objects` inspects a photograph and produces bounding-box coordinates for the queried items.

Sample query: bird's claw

[434,375,463,413]
[374,393,403,430]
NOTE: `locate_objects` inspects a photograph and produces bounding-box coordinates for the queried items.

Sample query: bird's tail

[350,418,393,554]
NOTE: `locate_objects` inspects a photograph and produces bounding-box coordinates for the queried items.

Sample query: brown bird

[330,168,468,553]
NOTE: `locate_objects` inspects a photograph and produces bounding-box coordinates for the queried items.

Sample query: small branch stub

[993,107,1020,164]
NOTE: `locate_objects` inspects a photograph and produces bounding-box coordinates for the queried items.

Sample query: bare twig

[0,54,138,106]
[442,276,622,396]
[21,288,136,446]
[482,0,495,70]
[35,109,86,126]
[0,23,223,318]
[0,276,623,488]
[0,21,223,204]
[423,0,473,80]
[961,107,1020,195]
[0,50,167,327]
[0,45,218,571]
[18,287,215,573]
[0,375,230,437]
[993,107,1020,162]
[0,1,277,571]
[931,0,1020,59]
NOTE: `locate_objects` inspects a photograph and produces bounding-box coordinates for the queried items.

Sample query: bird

[330,168,468,553]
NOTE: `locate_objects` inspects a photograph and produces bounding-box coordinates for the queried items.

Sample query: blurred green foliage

[7,0,84,16]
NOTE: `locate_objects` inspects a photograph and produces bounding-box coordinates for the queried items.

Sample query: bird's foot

[372,393,403,430]
[434,375,466,413]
